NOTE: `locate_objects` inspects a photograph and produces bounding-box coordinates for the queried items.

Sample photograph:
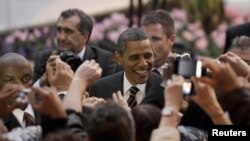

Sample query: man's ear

[170,34,176,46]
[82,32,89,43]
[114,51,122,65]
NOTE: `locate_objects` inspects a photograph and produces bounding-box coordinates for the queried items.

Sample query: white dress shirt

[12,104,35,128]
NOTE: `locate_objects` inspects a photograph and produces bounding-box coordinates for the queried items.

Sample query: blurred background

[0,0,250,61]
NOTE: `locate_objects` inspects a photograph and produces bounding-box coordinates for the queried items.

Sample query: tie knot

[129,86,139,96]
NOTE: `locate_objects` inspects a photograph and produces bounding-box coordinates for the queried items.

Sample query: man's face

[0,61,32,90]
[117,39,154,85]
[56,15,87,54]
[141,23,174,68]
[229,48,250,65]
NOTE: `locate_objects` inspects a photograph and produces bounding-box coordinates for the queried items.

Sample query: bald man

[0,53,36,131]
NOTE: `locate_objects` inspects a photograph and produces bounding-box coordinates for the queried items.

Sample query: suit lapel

[82,46,96,61]
[3,114,22,130]
[145,72,154,94]
[115,72,124,93]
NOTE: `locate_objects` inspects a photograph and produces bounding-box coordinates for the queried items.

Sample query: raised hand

[199,57,244,93]
[47,58,73,92]
[31,87,66,119]
[74,60,102,87]
[112,91,130,111]
[0,84,24,118]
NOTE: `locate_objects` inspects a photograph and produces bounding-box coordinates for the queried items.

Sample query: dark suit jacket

[3,113,22,131]
[224,22,250,53]
[3,110,40,131]
[89,71,164,109]
[33,46,118,82]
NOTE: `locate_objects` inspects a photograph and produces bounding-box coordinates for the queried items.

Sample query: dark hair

[59,8,93,42]
[230,35,250,51]
[131,104,161,141]
[87,102,134,141]
[141,9,175,37]
[116,27,152,55]
[44,130,83,141]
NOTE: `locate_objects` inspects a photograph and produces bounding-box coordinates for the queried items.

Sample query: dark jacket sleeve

[219,88,250,125]
[33,50,51,82]
[66,109,88,138]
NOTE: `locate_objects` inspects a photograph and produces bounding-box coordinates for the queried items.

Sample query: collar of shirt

[123,73,146,103]
[152,66,163,76]
[76,46,86,60]
[12,104,35,128]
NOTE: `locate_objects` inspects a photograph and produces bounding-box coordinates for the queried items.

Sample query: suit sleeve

[33,51,50,83]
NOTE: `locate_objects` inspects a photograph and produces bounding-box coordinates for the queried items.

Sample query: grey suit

[89,71,164,109]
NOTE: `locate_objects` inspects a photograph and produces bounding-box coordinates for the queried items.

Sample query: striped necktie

[127,86,139,108]
[23,112,35,127]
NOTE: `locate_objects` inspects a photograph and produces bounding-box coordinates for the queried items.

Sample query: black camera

[59,50,82,72]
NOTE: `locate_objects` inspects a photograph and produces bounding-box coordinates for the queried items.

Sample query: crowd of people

[0,8,249,141]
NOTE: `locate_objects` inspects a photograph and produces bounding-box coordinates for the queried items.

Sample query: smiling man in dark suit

[89,28,164,109]
[33,8,117,86]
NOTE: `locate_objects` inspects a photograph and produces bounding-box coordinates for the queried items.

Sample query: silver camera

[15,88,32,103]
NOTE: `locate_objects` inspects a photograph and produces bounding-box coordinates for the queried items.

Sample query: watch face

[162,106,174,116]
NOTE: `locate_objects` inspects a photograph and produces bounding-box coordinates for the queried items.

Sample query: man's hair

[0,53,27,66]
[87,102,134,141]
[116,27,152,55]
[230,35,250,51]
[141,9,175,37]
[131,104,161,141]
[59,8,93,42]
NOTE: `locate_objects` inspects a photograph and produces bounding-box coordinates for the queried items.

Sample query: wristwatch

[161,106,174,117]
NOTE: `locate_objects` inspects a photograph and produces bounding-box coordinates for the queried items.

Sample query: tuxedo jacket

[89,71,164,109]
[33,46,118,82]
[224,22,250,53]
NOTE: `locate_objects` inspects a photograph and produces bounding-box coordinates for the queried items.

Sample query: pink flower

[195,37,208,51]
[90,23,105,42]
[182,30,195,42]
[43,26,50,35]
[107,31,120,44]
[33,28,42,38]
[170,8,187,22]
[102,17,113,30]
[193,29,205,38]
[232,17,245,25]
[6,35,15,44]
[110,13,129,26]
[174,21,185,31]
[211,30,225,49]
[187,21,201,32]
[224,5,242,20]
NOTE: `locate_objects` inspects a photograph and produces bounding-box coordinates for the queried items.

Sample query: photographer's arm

[63,60,102,112]
[190,78,232,125]
[150,75,183,141]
